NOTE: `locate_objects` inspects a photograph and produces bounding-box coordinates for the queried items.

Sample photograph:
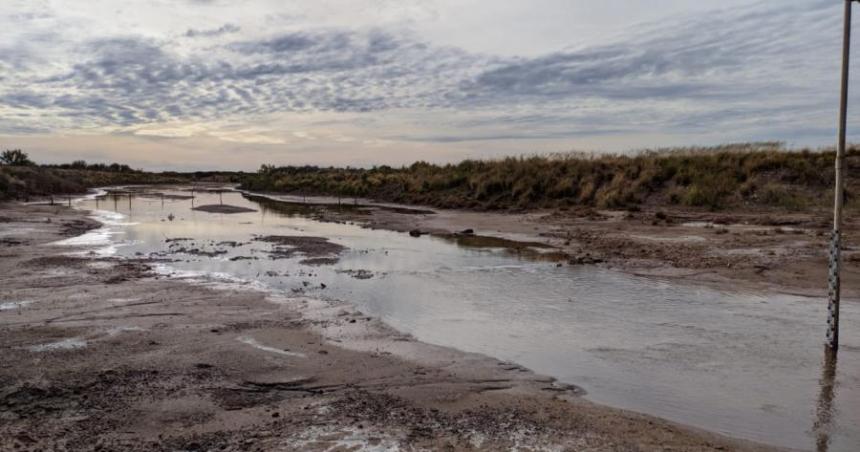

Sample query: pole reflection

[813,347,838,452]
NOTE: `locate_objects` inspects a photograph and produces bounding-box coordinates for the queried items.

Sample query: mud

[336,269,376,280]
[254,235,346,261]
[320,200,859,297]
[192,204,258,214]
[0,201,772,451]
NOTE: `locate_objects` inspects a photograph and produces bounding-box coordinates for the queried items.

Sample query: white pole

[828,0,854,352]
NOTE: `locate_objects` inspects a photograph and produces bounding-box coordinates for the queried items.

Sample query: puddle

[106,326,146,336]
[68,187,860,451]
[237,336,307,358]
[289,425,402,451]
[26,338,88,352]
[0,300,34,311]
[629,234,707,243]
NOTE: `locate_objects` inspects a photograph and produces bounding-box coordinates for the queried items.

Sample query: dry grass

[0,166,184,201]
[242,143,860,211]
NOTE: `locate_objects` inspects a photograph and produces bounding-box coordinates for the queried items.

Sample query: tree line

[0,149,136,173]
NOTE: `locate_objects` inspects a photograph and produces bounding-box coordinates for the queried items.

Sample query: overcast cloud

[0,0,855,170]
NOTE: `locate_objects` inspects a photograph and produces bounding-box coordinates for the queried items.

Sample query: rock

[409,229,424,237]
[459,228,475,235]
[568,253,604,265]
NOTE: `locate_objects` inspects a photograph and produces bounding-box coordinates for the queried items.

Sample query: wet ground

[56,187,860,451]
[1,202,761,452]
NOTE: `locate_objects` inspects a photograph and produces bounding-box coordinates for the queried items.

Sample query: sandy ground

[0,202,778,451]
[291,197,859,298]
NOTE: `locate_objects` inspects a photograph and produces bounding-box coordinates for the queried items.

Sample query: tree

[0,149,34,166]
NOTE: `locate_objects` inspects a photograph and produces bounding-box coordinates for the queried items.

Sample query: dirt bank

[274,193,858,297]
[0,202,774,451]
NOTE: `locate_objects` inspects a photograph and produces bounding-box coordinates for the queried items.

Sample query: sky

[0,0,856,170]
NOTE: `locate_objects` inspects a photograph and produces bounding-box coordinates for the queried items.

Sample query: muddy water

[68,188,860,451]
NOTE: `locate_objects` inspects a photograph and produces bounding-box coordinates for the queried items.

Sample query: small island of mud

[254,235,346,262]
[191,204,257,214]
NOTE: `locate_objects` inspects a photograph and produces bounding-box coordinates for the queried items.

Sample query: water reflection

[96,189,206,216]
[100,193,133,216]
[814,348,838,452]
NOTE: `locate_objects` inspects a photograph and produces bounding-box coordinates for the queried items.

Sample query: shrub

[1,149,34,166]
[236,143,859,212]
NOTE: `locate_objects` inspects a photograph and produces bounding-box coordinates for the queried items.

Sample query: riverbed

[65,187,860,451]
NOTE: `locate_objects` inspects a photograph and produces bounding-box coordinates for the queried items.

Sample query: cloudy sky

[0,0,855,170]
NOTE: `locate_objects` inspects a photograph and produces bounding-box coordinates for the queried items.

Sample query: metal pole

[828,0,854,352]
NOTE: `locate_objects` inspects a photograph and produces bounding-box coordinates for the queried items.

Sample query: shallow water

[66,188,860,451]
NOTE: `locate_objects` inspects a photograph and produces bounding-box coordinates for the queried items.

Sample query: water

[67,188,860,451]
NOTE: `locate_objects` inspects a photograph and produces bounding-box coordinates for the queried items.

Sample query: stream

[62,187,860,451]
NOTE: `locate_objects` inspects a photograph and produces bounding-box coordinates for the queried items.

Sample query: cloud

[1,27,484,130]
[184,23,241,38]
[442,0,842,139]
[0,0,852,156]
[461,1,836,102]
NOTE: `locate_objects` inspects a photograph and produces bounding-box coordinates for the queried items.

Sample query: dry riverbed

[0,201,776,451]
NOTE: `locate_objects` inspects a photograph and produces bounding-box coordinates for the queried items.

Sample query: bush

[239,143,859,212]
[757,183,807,210]
[1,149,34,166]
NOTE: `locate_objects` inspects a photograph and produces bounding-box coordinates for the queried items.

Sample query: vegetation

[242,143,860,211]
[0,165,187,201]
[1,149,35,166]
[0,150,219,201]
[44,160,136,173]
[3,144,857,212]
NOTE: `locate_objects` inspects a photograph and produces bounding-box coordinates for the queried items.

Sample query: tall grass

[242,143,860,211]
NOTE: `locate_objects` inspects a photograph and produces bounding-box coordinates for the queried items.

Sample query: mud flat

[0,201,772,451]
[253,235,346,261]
[193,204,257,214]
[276,192,859,297]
